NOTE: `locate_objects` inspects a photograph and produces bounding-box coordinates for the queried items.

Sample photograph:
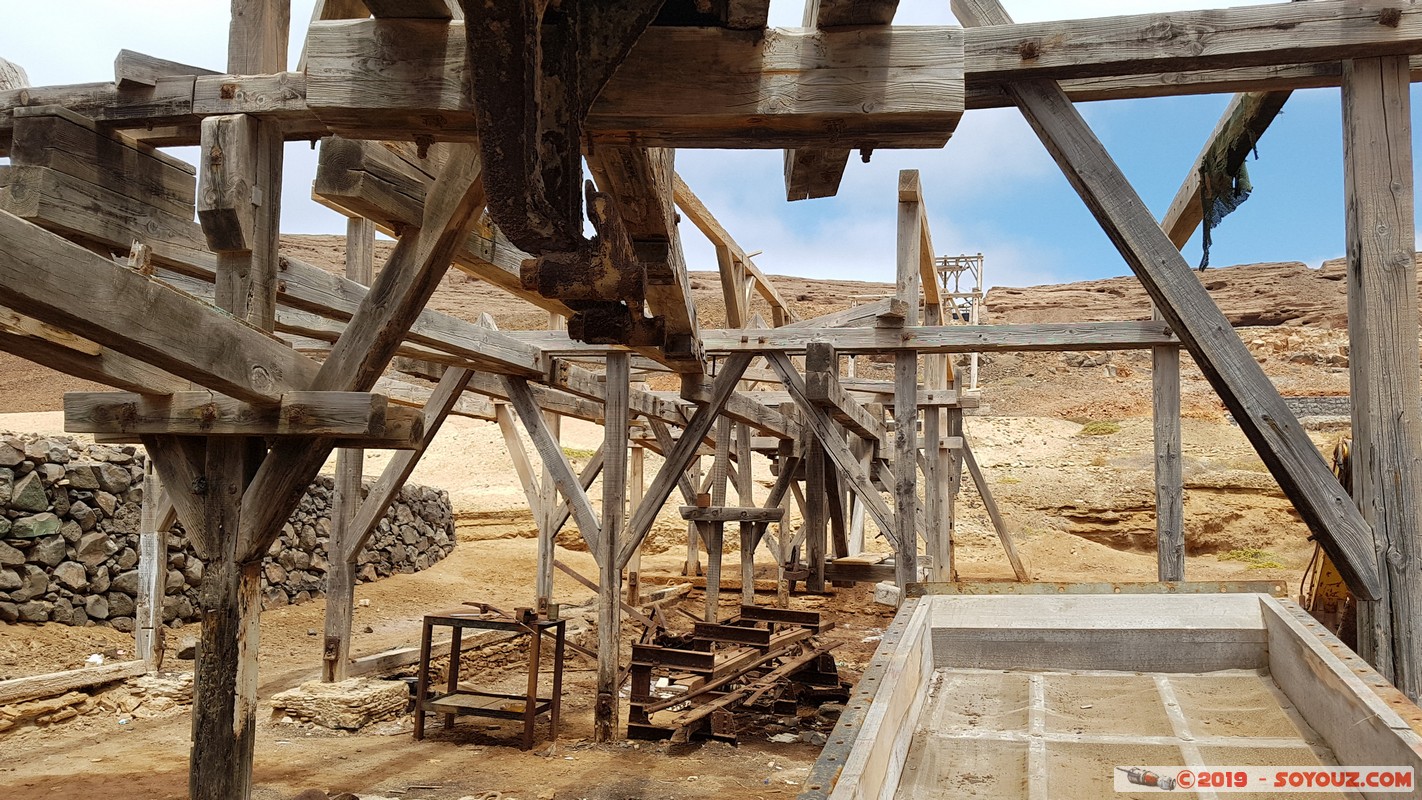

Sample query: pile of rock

[0,432,456,631]
[271,678,409,730]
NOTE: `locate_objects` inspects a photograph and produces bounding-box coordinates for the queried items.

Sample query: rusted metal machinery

[627,606,847,743]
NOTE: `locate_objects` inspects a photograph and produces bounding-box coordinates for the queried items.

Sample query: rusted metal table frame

[412,611,566,750]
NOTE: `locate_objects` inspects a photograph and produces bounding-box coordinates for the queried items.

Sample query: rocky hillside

[0,237,1382,415]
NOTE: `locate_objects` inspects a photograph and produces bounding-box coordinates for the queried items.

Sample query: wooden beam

[135,461,176,669]
[596,352,630,742]
[323,215,377,684]
[952,0,1382,601]
[1343,52,1422,700]
[780,298,906,330]
[235,143,487,562]
[0,323,189,396]
[961,436,1029,582]
[782,0,901,201]
[0,210,319,403]
[304,20,963,149]
[227,0,290,74]
[962,1,1422,88]
[115,50,219,89]
[503,376,603,554]
[0,660,147,706]
[63,391,418,439]
[1161,91,1291,249]
[673,173,795,323]
[9,105,197,220]
[700,321,1176,354]
[1154,343,1185,582]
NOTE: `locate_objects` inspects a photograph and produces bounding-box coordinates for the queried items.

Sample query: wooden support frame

[596,352,630,741]
[953,0,1383,602]
[1343,51,1422,700]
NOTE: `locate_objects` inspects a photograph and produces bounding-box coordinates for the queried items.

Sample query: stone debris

[271,678,410,730]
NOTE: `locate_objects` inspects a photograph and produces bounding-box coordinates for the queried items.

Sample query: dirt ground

[0,246,1363,798]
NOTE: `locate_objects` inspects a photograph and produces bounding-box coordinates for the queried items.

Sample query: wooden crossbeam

[304,20,963,149]
[234,143,488,562]
[780,298,907,330]
[63,390,419,439]
[953,0,1383,601]
[700,321,1176,354]
[0,326,188,396]
[503,376,603,554]
[1161,91,1291,249]
[964,1,1422,87]
[0,210,319,403]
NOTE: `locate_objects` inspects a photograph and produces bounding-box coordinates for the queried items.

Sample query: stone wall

[0,433,455,630]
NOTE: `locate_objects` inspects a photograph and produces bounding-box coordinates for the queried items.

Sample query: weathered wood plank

[63,391,412,438]
[304,20,963,149]
[0,210,318,403]
[1153,343,1185,582]
[0,660,147,706]
[963,1,1422,87]
[115,50,219,89]
[702,320,1176,354]
[952,0,1382,601]
[1343,53,1422,699]
[10,105,196,219]
[680,506,785,523]
[596,352,630,741]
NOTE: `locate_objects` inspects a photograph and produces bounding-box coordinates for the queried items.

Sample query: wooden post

[804,436,828,593]
[734,424,755,606]
[538,311,565,610]
[189,438,263,800]
[893,170,922,591]
[685,455,702,576]
[627,443,645,606]
[322,217,374,683]
[1343,53,1422,700]
[1153,338,1185,582]
[595,352,629,742]
[703,415,733,618]
[135,461,173,669]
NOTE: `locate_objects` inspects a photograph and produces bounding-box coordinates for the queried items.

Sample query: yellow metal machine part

[1301,438,1356,648]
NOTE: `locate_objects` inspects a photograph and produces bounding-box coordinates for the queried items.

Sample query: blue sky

[6,0,1413,290]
